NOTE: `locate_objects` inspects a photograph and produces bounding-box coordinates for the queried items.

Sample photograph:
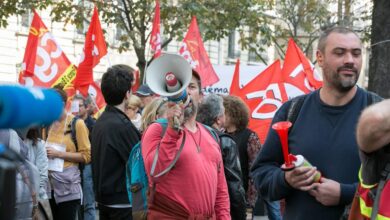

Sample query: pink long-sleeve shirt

[141,122,230,219]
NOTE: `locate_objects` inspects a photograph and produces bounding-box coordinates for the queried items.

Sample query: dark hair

[101,64,134,105]
[54,88,68,103]
[223,95,250,132]
[196,94,224,126]
[192,70,202,94]
[317,26,359,53]
[26,127,40,146]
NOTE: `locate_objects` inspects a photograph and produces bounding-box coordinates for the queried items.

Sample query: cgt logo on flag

[230,45,321,144]
[20,10,73,88]
[179,16,219,88]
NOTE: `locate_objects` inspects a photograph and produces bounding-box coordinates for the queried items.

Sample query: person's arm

[220,135,246,219]
[142,103,185,178]
[214,150,231,220]
[142,123,182,177]
[250,103,295,201]
[35,140,49,199]
[357,99,390,153]
[47,120,90,163]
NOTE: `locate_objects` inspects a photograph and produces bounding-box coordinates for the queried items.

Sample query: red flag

[229,59,241,95]
[281,38,322,93]
[235,60,286,143]
[131,70,141,93]
[75,6,107,96]
[179,16,219,87]
[19,10,73,87]
[150,0,161,58]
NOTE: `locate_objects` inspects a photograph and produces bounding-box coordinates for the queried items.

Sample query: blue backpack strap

[154,118,168,137]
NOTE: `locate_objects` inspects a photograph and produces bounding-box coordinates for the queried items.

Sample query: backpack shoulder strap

[150,119,186,179]
[371,163,390,219]
[286,94,307,125]
[366,91,383,106]
[201,124,220,144]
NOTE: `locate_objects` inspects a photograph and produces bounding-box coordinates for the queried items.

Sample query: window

[228,30,236,58]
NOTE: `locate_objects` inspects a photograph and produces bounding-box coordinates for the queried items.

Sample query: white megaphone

[146,53,192,106]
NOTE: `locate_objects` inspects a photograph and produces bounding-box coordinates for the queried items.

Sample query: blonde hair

[128,95,142,109]
[141,97,167,132]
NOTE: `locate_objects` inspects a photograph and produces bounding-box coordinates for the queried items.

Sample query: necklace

[187,125,202,153]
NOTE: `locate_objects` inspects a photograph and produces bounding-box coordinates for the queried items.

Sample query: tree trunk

[344,0,351,27]
[337,0,343,24]
[368,0,390,98]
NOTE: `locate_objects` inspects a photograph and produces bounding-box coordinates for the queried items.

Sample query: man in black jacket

[91,65,141,220]
[197,94,247,220]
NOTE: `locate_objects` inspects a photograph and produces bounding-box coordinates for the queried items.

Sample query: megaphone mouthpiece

[165,72,181,92]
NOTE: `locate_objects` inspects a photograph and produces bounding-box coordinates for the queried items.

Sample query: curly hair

[223,95,250,132]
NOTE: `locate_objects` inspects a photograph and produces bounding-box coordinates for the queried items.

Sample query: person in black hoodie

[91,65,141,220]
[197,94,246,220]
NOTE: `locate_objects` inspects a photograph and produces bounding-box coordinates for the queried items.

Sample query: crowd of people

[1,26,389,220]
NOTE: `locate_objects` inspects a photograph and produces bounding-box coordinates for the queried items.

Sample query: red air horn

[272,121,295,171]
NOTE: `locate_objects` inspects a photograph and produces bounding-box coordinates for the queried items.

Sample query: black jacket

[216,130,247,220]
[91,105,141,205]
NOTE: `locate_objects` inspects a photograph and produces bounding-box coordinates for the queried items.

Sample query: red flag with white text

[281,38,322,93]
[179,16,219,87]
[19,10,74,88]
[234,60,286,143]
[74,6,107,96]
[150,0,161,58]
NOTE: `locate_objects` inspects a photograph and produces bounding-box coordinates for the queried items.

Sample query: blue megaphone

[0,85,64,128]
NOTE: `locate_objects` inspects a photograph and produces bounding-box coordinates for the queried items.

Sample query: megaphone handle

[173,116,181,130]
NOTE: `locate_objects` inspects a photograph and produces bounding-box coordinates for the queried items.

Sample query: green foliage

[0,0,371,77]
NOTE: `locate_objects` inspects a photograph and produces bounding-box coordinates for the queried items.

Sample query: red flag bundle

[150,0,161,58]
[179,16,219,88]
[74,6,107,96]
[19,10,74,88]
[229,40,322,143]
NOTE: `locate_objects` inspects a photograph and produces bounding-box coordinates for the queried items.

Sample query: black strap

[366,91,383,106]
[202,124,220,144]
[371,163,390,220]
[286,95,306,126]
[70,117,79,151]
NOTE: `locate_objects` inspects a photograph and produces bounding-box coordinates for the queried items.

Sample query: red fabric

[229,41,321,144]
[179,16,219,88]
[75,6,107,96]
[229,59,240,95]
[19,10,72,87]
[148,191,215,220]
[230,60,285,144]
[281,38,322,92]
[150,0,161,58]
[131,70,140,93]
[141,123,230,219]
